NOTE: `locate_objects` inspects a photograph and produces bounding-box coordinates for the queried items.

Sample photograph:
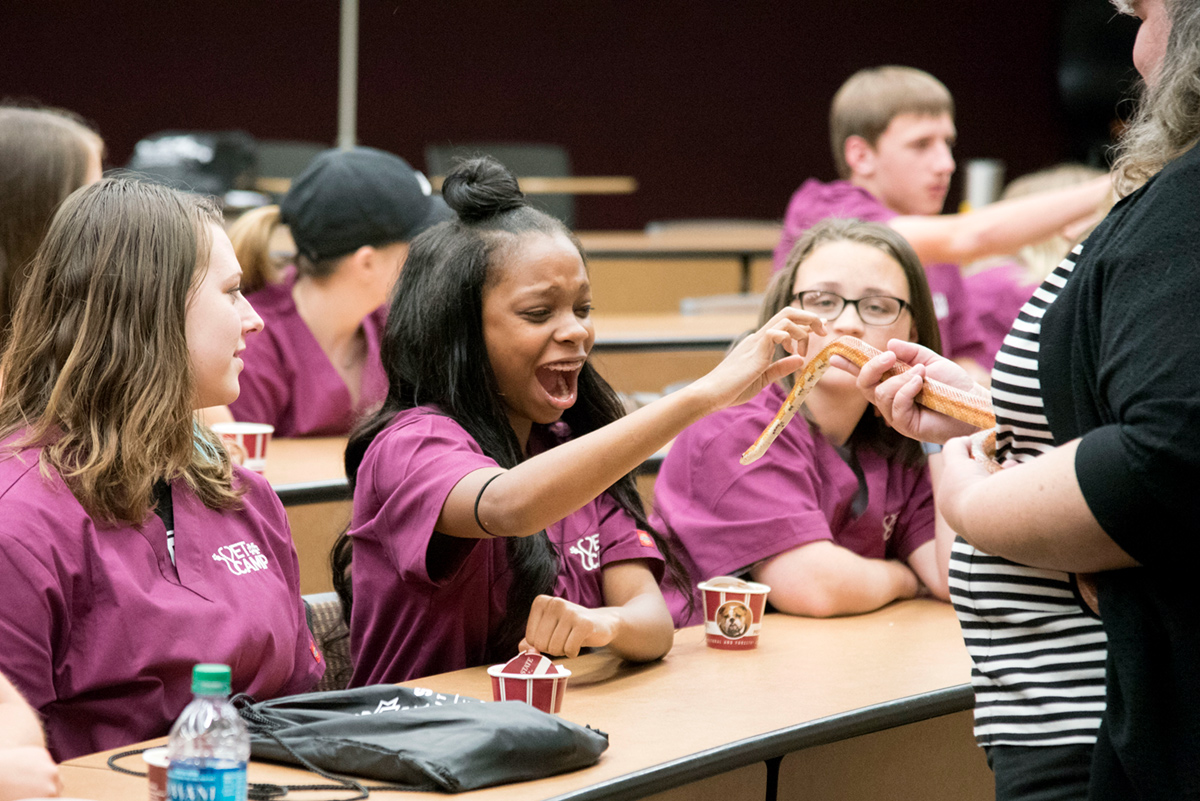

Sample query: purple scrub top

[963,261,1038,370]
[773,178,987,363]
[651,383,936,627]
[230,267,389,437]
[0,440,323,760]
[347,407,664,684]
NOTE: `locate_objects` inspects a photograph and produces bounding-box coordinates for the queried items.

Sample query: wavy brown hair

[0,178,242,522]
[0,104,103,349]
[1111,0,1200,194]
[765,218,942,468]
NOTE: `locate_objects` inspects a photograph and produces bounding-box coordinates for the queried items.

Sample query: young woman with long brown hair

[0,178,323,761]
[653,219,953,623]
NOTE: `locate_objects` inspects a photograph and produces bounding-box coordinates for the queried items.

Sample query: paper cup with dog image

[699,576,771,650]
[210,422,274,474]
[488,651,571,714]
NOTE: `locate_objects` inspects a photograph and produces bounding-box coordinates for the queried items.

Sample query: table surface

[591,312,755,348]
[577,227,780,258]
[431,176,638,195]
[263,436,348,487]
[63,601,972,801]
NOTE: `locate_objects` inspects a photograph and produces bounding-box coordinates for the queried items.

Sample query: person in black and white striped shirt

[851,4,1200,797]
[848,246,1106,800]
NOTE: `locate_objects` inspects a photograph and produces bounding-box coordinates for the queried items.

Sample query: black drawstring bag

[231,685,609,795]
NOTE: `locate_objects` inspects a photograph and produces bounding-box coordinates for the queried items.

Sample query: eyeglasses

[791,290,911,326]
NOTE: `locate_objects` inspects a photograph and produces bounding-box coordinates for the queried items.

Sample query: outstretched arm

[437,308,826,540]
[749,541,919,618]
[890,176,1111,266]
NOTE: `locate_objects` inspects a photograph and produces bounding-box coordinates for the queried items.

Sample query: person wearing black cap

[217,146,451,437]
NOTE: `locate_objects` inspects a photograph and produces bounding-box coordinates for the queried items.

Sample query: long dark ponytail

[332,157,687,659]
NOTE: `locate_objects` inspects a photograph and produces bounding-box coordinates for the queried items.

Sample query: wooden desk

[264,437,350,593]
[593,312,754,353]
[261,176,637,197]
[577,228,779,294]
[429,175,637,195]
[63,602,983,801]
[264,436,349,506]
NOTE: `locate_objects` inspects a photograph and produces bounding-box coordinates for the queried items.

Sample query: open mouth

[535,360,583,410]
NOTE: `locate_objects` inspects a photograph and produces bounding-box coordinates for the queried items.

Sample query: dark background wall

[2,2,1140,229]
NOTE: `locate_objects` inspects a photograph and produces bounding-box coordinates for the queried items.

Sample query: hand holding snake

[741,336,996,466]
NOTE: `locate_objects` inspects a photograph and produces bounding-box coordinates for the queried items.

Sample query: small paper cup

[143,747,169,801]
[211,422,274,474]
[488,663,572,714]
[698,576,771,650]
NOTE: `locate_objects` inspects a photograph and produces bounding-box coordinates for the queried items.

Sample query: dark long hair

[765,218,942,468]
[331,156,686,658]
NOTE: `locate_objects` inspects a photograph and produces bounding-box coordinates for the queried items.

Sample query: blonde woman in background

[962,164,1111,370]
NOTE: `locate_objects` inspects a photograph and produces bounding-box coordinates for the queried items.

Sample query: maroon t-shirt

[0,442,323,760]
[347,407,664,684]
[962,261,1038,370]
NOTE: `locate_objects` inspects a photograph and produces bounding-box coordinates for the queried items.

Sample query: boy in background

[775,66,1110,374]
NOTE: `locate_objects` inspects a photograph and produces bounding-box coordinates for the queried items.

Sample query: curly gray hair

[1111,0,1200,193]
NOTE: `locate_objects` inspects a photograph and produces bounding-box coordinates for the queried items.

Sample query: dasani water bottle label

[167,762,248,801]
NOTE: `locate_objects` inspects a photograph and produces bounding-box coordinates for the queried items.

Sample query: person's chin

[534,406,567,425]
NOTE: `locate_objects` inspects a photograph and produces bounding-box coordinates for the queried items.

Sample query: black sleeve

[1068,159,1200,566]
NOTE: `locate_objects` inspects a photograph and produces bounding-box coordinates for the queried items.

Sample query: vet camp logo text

[569,533,601,571]
[211,541,269,575]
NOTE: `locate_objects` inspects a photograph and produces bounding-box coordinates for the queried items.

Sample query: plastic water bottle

[166,663,250,801]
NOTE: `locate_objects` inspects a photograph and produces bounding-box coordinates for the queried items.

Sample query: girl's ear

[346,245,377,277]
[909,319,919,343]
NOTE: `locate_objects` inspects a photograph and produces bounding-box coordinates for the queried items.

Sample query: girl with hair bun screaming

[333,156,826,683]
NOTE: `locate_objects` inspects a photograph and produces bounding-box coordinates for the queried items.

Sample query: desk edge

[547,684,973,801]
[273,479,351,505]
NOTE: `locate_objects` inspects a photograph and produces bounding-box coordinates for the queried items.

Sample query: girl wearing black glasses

[652,218,953,622]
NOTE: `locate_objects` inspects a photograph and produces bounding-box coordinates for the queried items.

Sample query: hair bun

[441,156,525,223]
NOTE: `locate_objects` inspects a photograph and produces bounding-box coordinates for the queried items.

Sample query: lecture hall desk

[576,228,779,313]
[262,437,352,594]
[61,600,991,801]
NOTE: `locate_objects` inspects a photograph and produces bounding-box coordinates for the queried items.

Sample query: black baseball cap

[280,146,452,262]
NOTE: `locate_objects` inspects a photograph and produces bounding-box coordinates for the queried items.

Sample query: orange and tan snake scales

[740,336,997,466]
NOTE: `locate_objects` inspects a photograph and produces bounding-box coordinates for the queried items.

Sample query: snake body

[740,336,996,466]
